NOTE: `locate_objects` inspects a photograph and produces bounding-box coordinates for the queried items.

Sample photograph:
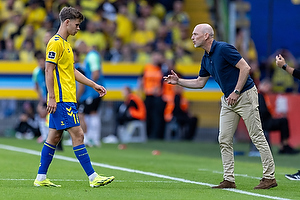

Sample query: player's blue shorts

[49,102,80,130]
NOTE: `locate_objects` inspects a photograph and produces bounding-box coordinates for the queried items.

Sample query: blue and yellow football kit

[45,34,80,130]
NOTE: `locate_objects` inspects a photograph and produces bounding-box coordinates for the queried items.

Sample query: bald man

[164,23,277,189]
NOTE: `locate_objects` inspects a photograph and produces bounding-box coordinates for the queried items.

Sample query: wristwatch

[282,64,287,70]
[234,89,240,95]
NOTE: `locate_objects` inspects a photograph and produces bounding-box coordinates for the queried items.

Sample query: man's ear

[204,32,209,40]
[65,19,70,26]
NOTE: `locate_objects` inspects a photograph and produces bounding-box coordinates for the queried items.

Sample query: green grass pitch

[0,137,300,200]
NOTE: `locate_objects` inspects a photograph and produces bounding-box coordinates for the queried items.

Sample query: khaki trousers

[219,86,275,182]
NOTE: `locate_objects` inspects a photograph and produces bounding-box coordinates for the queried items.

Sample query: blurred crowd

[1,0,299,93]
[0,0,198,143]
[0,0,194,64]
[235,28,300,94]
[2,0,300,146]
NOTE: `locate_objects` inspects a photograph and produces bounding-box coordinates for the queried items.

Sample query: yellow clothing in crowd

[115,13,133,44]
[24,5,46,30]
[131,30,155,47]
[76,31,107,52]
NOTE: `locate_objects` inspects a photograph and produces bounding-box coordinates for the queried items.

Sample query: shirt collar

[204,40,216,56]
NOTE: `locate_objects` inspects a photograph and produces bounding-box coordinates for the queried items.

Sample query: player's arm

[76,81,85,101]
[74,68,96,87]
[91,70,100,82]
[163,70,209,89]
[45,62,57,113]
[74,68,106,97]
[75,68,85,100]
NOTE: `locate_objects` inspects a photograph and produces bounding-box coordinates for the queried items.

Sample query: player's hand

[226,92,239,106]
[47,97,57,114]
[275,54,286,68]
[163,70,179,85]
[94,84,107,97]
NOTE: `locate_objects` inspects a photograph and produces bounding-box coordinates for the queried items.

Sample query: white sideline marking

[0,179,177,183]
[198,168,262,180]
[0,144,291,200]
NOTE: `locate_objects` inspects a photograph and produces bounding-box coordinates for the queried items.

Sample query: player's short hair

[59,7,84,23]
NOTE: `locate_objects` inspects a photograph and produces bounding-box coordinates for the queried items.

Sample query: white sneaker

[24,131,34,140]
[285,170,300,181]
[102,135,119,144]
[15,132,24,139]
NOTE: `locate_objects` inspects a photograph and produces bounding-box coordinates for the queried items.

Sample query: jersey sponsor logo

[48,51,56,59]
